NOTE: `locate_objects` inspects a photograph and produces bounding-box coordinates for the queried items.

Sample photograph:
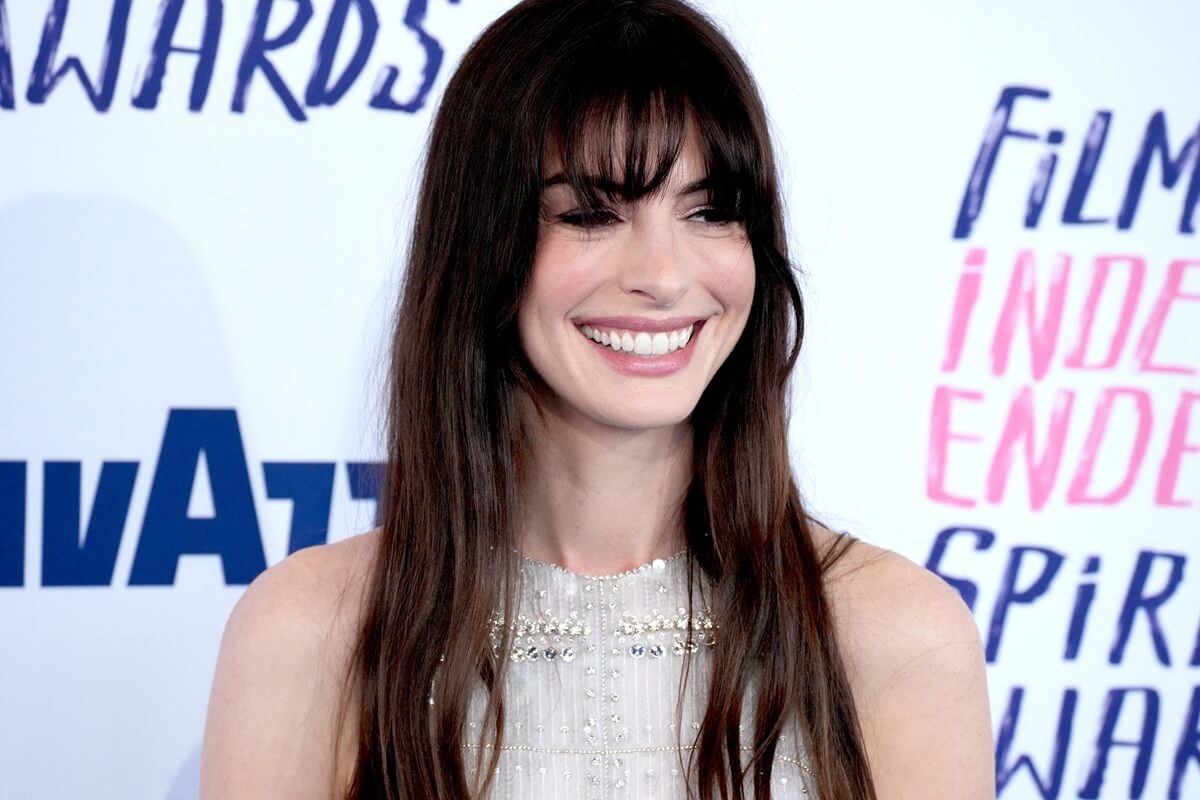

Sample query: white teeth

[577,323,696,357]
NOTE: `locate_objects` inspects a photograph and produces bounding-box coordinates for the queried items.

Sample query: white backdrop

[1,1,1197,798]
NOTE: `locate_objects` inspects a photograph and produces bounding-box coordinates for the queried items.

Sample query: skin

[514,126,755,574]
[198,130,995,799]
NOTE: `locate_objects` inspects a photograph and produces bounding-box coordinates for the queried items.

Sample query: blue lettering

[131,0,222,111]
[995,686,1077,798]
[130,409,266,585]
[1118,112,1200,234]
[1172,687,1200,799]
[2,0,464,116]
[0,461,26,586]
[1192,620,1200,667]
[953,85,1050,239]
[26,0,132,111]
[987,545,1064,662]
[304,0,378,107]
[42,461,137,586]
[368,0,460,113]
[262,461,335,553]
[232,0,313,121]
[0,0,14,109]
[1079,687,1158,798]
[346,461,382,526]
[1023,129,1063,229]
[923,524,995,611]
[1110,550,1186,665]
[1062,111,1113,226]
[1064,555,1100,660]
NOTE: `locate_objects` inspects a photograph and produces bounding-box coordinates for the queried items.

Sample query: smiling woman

[198,1,994,798]
[522,124,754,402]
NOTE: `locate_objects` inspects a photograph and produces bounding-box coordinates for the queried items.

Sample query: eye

[558,208,622,228]
[687,206,740,225]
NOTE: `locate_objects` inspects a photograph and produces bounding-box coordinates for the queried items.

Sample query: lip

[578,319,706,378]
[572,315,706,334]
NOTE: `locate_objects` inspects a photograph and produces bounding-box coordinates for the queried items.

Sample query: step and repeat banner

[0,1,1196,797]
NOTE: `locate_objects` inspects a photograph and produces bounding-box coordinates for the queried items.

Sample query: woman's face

[517,129,755,432]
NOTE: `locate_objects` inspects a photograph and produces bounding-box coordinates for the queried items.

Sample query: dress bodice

[462,549,819,798]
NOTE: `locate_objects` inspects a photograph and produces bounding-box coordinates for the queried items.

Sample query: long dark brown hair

[337,1,877,797]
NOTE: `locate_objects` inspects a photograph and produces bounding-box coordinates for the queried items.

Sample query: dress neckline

[515,547,690,581]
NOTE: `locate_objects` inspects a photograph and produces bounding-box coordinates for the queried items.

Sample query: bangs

[541,10,760,221]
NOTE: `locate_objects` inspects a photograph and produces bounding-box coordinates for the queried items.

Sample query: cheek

[699,238,756,308]
[525,236,608,315]
[518,239,600,360]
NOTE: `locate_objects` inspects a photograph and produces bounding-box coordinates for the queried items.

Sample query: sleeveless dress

[461,549,820,798]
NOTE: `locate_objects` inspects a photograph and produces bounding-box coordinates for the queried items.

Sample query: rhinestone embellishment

[614,607,715,637]
[462,550,815,796]
[489,608,594,663]
[491,605,717,665]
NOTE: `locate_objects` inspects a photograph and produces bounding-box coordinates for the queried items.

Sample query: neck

[515,391,692,577]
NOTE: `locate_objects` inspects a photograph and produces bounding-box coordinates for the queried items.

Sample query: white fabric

[462,550,819,798]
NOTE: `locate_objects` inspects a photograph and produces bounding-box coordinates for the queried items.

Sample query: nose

[617,214,688,307]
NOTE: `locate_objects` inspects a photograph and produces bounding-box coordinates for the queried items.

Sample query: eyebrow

[542,172,712,197]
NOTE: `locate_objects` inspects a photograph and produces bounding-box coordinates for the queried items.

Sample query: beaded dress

[463,549,819,798]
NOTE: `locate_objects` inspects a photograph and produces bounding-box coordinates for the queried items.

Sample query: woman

[199,0,994,798]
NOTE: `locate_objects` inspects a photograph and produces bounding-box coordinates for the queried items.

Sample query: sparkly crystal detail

[463,548,812,796]
[490,585,717,665]
[614,607,715,637]
[672,639,700,656]
[490,607,595,663]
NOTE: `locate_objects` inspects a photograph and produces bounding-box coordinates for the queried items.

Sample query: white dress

[462,549,820,799]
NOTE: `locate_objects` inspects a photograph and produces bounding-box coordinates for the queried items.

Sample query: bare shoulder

[810,523,974,648]
[199,530,379,800]
[808,522,996,799]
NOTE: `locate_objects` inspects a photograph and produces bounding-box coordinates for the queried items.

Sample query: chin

[591,403,696,431]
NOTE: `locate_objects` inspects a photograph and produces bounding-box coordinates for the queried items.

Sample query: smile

[578,323,694,357]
